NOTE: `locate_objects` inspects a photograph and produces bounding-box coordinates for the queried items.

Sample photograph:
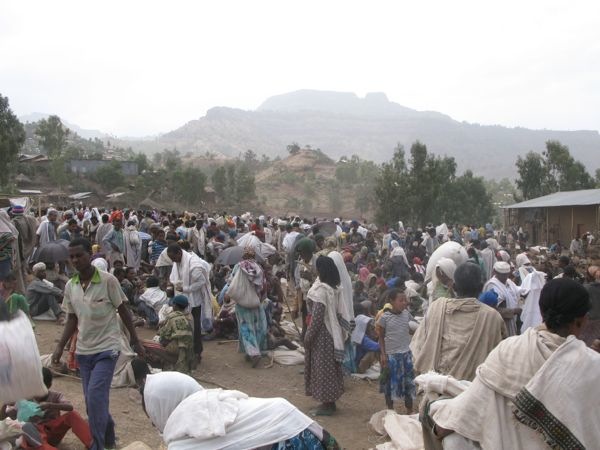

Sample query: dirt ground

[34,320,399,450]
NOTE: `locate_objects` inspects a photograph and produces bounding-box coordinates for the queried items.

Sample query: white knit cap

[493,261,511,274]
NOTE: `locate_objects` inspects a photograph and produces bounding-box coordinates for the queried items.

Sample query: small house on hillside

[504,189,600,245]
[69,160,138,176]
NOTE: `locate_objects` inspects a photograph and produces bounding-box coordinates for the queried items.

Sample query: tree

[374,141,494,226]
[35,115,69,158]
[161,149,181,171]
[446,171,495,225]
[596,168,600,188]
[212,166,227,199]
[244,149,258,167]
[174,167,206,205]
[93,161,125,191]
[226,165,236,201]
[236,165,256,203]
[132,152,149,173]
[515,140,595,200]
[0,94,26,187]
[374,143,410,225]
[286,142,301,155]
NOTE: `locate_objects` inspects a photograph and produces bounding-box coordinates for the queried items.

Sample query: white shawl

[307,280,349,362]
[328,251,354,322]
[170,251,212,310]
[144,372,204,433]
[166,393,314,450]
[519,271,546,333]
[123,226,142,270]
[432,328,566,450]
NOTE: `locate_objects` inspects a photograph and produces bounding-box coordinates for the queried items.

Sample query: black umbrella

[313,221,337,237]
[36,239,70,263]
[215,246,265,266]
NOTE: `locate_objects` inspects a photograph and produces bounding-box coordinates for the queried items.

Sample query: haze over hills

[20,91,600,179]
[19,112,111,140]
[157,90,600,178]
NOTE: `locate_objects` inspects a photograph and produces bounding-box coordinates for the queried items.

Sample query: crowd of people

[0,203,599,449]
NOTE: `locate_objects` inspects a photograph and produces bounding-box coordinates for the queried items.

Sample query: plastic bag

[227,269,260,309]
[0,311,47,403]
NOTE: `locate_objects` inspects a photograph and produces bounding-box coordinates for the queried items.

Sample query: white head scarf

[143,372,203,433]
[91,258,108,272]
[328,251,354,321]
[435,257,457,280]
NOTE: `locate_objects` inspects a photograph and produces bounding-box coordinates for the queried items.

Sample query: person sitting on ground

[427,278,600,450]
[113,267,133,303]
[26,262,65,324]
[378,288,416,414]
[411,262,506,382]
[1,367,92,450]
[137,276,167,328]
[2,272,34,326]
[351,314,380,373]
[157,294,194,374]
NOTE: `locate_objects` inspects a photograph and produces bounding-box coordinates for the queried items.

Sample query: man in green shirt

[52,238,144,450]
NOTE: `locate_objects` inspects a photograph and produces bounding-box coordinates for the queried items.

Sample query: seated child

[1,368,92,450]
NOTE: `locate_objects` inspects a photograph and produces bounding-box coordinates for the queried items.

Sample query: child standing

[377,288,416,414]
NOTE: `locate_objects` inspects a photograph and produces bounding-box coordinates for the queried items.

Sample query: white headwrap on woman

[143,372,203,433]
[389,240,409,266]
[91,257,108,272]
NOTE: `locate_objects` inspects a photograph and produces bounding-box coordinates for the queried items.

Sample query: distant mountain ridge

[158,90,600,178]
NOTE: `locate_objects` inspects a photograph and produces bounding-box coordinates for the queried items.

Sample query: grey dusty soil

[34,321,401,450]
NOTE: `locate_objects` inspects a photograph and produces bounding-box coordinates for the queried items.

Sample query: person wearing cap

[26,262,66,324]
[157,294,194,374]
[411,262,506,382]
[483,261,522,336]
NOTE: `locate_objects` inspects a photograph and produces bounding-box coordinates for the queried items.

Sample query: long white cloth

[307,280,347,361]
[390,241,409,266]
[123,226,142,270]
[513,335,600,449]
[170,251,213,331]
[144,372,204,433]
[139,286,168,311]
[166,394,314,450]
[519,271,546,333]
[328,251,354,322]
[351,314,372,345]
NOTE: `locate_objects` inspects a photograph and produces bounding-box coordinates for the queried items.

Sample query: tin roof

[505,189,600,209]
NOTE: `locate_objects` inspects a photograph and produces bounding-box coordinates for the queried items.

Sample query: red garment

[23,412,92,450]
[66,331,79,371]
[109,210,122,223]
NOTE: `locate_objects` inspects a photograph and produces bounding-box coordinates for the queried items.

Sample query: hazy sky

[1,1,598,136]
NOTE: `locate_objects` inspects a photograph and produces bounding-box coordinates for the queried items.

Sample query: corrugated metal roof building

[504,189,600,245]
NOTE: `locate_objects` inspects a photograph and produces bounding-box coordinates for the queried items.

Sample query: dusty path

[34,321,397,450]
